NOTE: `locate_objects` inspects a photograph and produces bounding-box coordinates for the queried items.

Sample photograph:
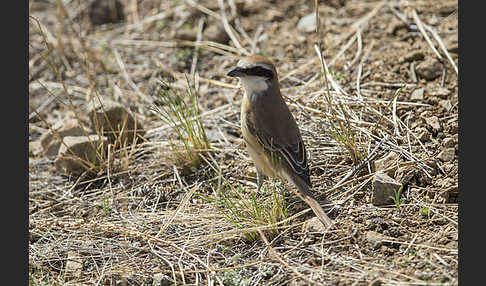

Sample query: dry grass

[29,0,458,285]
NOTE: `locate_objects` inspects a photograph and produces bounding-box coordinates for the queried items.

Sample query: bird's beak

[227,67,245,77]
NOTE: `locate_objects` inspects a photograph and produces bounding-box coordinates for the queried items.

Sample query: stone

[40,118,90,158]
[437,147,455,162]
[365,231,387,250]
[302,217,325,233]
[439,99,453,111]
[296,13,316,33]
[444,34,458,53]
[425,116,441,133]
[65,251,84,280]
[88,0,124,26]
[29,141,43,157]
[431,87,451,99]
[374,151,400,176]
[410,87,424,101]
[372,172,403,206]
[394,165,416,185]
[153,273,172,286]
[88,98,144,144]
[416,58,442,80]
[55,135,108,176]
[400,50,424,63]
[443,137,455,148]
[416,127,430,142]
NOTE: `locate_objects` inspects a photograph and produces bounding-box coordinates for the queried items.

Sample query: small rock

[40,118,90,158]
[153,273,172,286]
[29,141,43,157]
[88,0,124,26]
[374,151,400,176]
[410,87,424,101]
[65,251,84,280]
[437,147,455,162]
[372,172,403,206]
[302,217,325,233]
[296,13,316,33]
[439,99,453,111]
[443,137,455,148]
[446,118,458,134]
[444,34,458,53]
[425,116,441,133]
[400,50,424,63]
[416,58,442,80]
[55,135,108,176]
[431,87,451,99]
[365,231,387,250]
[416,127,430,142]
[394,165,416,185]
[88,98,144,144]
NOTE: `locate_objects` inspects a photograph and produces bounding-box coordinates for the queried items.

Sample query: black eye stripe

[242,66,274,79]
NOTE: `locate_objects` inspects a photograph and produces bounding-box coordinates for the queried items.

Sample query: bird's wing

[245,113,311,186]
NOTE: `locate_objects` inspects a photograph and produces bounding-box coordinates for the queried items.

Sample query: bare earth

[29,0,458,285]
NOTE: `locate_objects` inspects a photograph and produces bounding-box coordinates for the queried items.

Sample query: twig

[190,18,205,79]
[258,229,325,286]
[423,22,458,74]
[217,0,249,55]
[410,62,418,83]
[113,48,153,104]
[334,135,388,187]
[411,9,443,61]
[156,182,201,238]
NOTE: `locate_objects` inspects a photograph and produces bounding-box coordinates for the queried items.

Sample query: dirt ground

[29,0,458,285]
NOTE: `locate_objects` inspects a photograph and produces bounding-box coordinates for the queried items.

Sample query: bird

[227,54,333,228]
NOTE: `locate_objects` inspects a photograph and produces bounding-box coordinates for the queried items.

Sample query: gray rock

[416,127,430,142]
[374,151,399,176]
[394,165,416,185]
[29,141,43,157]
[55,135,108,176]
[88,0,124,25]
[88,98,144,144]
[153,273,172,286]
[431,87,451,99]
[437,147,455,162]
[372,172,403,206]
[425,116,441,133]
[410,87,424,101]
[439,99,453,111]
[400,50,424,63]
[297,13,316,33]
[444,34,458,53]
[40,118,90,158]
[416,58,442,80]
[442,137,455,148]
[365,231,388,250]
[302,216,325,233]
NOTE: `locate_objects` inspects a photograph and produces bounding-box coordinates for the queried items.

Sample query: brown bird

[227,54,333,228]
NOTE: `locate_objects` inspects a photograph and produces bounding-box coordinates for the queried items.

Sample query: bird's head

[227,55,279,94]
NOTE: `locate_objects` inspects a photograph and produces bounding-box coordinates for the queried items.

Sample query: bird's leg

[256,170,265,193]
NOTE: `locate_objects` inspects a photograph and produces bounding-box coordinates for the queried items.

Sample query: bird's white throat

[239,76,269,94]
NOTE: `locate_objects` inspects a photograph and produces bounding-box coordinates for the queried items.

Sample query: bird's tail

[285,173,333,228]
